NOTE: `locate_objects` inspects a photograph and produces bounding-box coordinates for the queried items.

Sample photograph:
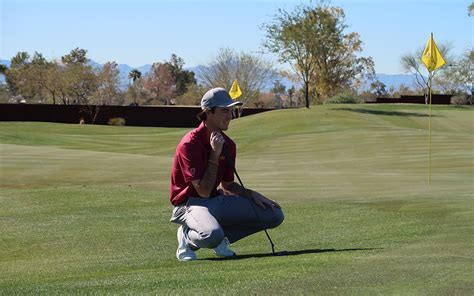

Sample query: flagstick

[428,73,432,184]
[421,32,445,184]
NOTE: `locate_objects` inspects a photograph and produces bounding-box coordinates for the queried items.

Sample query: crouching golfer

[169,87,284,261]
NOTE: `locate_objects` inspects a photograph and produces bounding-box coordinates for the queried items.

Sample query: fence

[0,104,273,128]
[373,95,452,104]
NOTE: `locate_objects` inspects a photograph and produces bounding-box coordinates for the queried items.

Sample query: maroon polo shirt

[170,121,236,206]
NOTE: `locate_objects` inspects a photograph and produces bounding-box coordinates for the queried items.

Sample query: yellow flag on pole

[229,79,242,100]
[421,33,446,72]
[421,33,446,184]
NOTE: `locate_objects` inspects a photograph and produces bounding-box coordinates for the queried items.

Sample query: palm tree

[128,69,142,85]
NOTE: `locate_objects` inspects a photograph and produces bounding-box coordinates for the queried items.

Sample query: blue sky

[1,0,472,74]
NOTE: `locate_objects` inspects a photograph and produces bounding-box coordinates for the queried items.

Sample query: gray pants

[170,195,284,249]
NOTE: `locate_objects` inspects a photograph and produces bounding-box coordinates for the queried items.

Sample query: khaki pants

[170,195,284,249]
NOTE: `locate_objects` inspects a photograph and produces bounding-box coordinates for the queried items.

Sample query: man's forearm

[222,182,253,198]
[223,182,279,210]
[194,153,219,197]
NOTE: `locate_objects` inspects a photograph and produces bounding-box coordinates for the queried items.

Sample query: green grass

[0,104,473,294]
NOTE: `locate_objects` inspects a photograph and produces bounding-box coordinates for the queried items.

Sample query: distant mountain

[87,59,102,70]
[0,59,147,89]
[188,65,294,91]
[116,63,133,88]
[115,63,152,89]
[186,65,207,84]
[0,58,420,92]
[376,73,420,90]
[185,66,420,92]
[137,64,152,75]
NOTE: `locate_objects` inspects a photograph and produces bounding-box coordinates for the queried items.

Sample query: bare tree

[95,61,120,105]
[434,49,473,96]
[401,42,453,103]
[200,48,276,106]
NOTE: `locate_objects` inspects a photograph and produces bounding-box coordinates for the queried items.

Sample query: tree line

[1,1,472,108]
[0,47,282,108]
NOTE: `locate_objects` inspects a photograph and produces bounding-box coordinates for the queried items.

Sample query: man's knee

[199,227,225,248]
[267,208,284,229]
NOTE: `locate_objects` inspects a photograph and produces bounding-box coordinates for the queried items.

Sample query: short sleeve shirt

[170,121,236,206]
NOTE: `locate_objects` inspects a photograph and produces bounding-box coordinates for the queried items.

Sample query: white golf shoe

[213,237,236,258]
[176,226,197,261]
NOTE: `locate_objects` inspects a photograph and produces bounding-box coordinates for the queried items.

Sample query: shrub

[450,94,469,105]
[324,91,363,104]
[108,117,126,126]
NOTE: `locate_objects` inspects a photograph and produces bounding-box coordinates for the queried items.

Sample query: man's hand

[220,182,281,211]
[190,132,224,198]
[251,191,281,211]
[210,131,225,156]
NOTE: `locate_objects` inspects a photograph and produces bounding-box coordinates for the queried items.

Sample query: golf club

[222,146,287,256]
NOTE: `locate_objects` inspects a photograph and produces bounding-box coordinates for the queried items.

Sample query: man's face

[206,107,233,131]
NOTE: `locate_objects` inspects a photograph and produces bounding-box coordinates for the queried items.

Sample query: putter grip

[222,145,234,168]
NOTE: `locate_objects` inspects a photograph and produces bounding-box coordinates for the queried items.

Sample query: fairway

[0,104,473,294]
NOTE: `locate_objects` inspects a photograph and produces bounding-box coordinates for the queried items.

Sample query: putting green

[0,104,472,294]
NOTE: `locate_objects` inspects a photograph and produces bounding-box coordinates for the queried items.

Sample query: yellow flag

[421,33,446,72]
[229,79,242,100]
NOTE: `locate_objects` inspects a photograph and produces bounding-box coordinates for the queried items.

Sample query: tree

[95,61,120,105]
[5,52,65,104]
[4,52,30,99]
[281,70,300,107]
[434,50,473,97]
[60,48,98,105]
[62,62,98,105]
[0,64,7,75]
[164,54,196,96]
[128,69,142,84]
[28,53,62,104]
[264,1,374,107]
[200,48,276,106]
[4,48,104,107]
[174,83,206,106]
[126,77,146,105]
[263,6,316,108]
[401,42,452,103]
[127,69,143,105]
[74,61,120,122]
[143,62,176,105]
[0,85,10,103]
[61,47,88,65]
[391,84,419,97]
[41,62,63,104]
[370,80,388,97]
[287,85,296,107]
[271,80,286,95]
[0,65,8,102]
[5,51,49,103]
[5,51,66,104]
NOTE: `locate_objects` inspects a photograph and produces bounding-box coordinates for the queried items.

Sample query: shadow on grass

[334,107,433,117]
[201,247,381,261]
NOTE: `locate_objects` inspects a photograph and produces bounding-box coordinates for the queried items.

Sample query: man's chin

[221,123,230,131]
